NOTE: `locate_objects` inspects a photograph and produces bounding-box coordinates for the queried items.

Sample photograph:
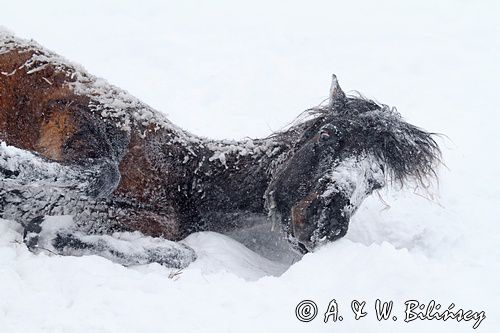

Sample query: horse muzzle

[290,190,350,252]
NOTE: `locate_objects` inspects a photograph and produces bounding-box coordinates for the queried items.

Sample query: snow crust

[1,1,499,332]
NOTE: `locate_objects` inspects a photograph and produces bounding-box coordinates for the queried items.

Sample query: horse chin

[285,232,311,254]
[287,227,333,255]
[291,239,311,254]
[288,215,349,254]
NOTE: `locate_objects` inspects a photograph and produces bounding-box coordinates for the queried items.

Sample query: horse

[0,31,441,268]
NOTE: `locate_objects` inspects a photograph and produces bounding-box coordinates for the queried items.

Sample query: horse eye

[319,131,330,141]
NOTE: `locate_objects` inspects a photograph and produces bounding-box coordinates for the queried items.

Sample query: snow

[1,1,499,332]
[321,155,386,216]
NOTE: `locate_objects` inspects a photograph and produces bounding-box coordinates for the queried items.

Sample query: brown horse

[0,31,440,267]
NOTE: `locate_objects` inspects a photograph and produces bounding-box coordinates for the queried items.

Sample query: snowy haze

[1,1,499,332]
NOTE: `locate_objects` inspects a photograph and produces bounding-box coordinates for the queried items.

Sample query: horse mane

[270,94,442,189]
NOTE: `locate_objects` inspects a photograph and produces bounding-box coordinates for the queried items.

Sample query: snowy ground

[1,1,499,332]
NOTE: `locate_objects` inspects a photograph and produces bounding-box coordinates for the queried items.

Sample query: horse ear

[328,74,346,110]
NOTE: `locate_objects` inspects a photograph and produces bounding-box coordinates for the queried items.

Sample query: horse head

[265,75,440,253]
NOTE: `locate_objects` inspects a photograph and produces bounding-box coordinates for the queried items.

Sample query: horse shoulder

[0,47,100,162]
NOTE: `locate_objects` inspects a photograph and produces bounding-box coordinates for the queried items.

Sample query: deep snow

[1,0,499,332]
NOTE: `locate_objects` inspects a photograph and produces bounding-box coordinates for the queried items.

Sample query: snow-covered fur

[0,31,440,266]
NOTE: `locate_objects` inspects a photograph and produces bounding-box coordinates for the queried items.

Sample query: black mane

[276,95,441,187]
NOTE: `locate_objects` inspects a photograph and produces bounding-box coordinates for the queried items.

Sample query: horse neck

[161,127,295,225]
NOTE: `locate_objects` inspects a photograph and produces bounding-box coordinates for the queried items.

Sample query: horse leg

[1,142,196,268]
[23,215,196,269]
[0,141,95,224]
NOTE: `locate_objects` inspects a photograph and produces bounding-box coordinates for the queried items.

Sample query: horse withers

[0,31,440,268]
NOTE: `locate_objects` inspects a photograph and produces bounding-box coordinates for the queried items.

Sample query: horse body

[0,31,440,267]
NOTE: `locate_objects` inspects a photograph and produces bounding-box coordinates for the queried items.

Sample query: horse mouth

[290,191,350,253]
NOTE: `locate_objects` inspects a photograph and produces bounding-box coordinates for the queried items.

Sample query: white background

[1,1,499,332]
